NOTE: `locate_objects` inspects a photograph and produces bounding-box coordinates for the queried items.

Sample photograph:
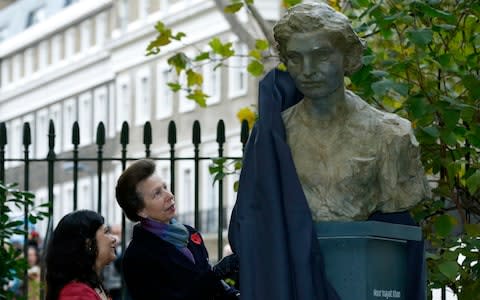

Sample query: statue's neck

[303,85,346,122]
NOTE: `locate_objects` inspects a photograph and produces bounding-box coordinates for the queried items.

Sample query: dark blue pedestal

[315,221,422,300]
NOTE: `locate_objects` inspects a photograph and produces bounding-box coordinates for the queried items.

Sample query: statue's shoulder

[347,90,412,138]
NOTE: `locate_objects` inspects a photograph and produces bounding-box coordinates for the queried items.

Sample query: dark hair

[116,159,156,222]
[45,210,104,300]
[273,2,365,76]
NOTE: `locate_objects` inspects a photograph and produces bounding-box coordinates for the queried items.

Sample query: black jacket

[123,224,229,300]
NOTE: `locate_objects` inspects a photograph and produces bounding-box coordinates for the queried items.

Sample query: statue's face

[285,31,344,100]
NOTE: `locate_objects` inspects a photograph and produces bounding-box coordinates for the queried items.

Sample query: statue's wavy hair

[273,2,365,76]
[45,210,105,300]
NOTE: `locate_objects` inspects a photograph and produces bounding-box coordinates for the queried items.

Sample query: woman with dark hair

[45,210,117,300]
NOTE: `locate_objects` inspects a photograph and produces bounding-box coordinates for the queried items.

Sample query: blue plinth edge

[315,221,422,241]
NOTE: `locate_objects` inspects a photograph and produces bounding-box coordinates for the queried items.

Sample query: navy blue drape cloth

[228,69,426,300]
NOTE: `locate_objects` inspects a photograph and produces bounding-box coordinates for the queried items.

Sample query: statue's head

[273,2,365,76]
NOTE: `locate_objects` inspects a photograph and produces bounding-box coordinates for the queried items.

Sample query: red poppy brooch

[190,232,202,245]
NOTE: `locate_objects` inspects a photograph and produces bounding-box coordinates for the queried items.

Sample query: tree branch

[212,0,257,48]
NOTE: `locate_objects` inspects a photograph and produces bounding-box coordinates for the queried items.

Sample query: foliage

[345,1,480,299]
[147,0,479,297]
[0,182,48,299]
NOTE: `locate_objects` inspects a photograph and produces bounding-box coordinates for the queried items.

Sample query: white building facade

[0,0,283,257]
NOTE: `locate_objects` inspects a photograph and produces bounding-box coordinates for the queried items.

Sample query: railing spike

[120,121,129,146]
[0,122,7,147]
[143,122,152,146]
[48,120,55,150]
[72,121,80,145]
[23,122,31,147]
[192,120,201,146]
[168,121,177,146]
[96,122,106,146]
[240,120,249,145]
[216,120,225,145]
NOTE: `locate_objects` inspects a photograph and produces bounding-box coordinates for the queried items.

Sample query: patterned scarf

[141,218,195,263]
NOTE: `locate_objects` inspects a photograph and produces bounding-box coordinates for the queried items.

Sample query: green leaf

[443,109,460,129]
[248,49,262,60]
[277,63,287,71]
[283,0,302,8]
[417,3,456,23]
[438,260,459,281]
[186,69,203,87]
[209,38,234,58]
[434,214,457,237]
[173,32,186,41]
[187,89,208,107]
[194,52,210,61]
[224,3,243,14]
[146,22,180,56]
[255,39,269,51]
[167,53,189,74]
[167,82,182,92]
[440,129,457,146]
[422,126,440,138]
[233,180,239,192]
[247,60,264,77]
[371,79,409,97]
[466,170,480,194]
[465,224,480,237]
[407,28,433,47]
[462,75,480,99]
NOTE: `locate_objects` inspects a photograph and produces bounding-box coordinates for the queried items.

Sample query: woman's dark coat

[123,224,227,300]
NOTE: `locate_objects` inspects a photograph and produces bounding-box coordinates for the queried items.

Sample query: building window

[78,93,92,145]
[135,69,151,126]
[0,26,8,43]
[156,67,173,119]
[12,54,22,82]
[80,20,91,52]
[63,98,77,150]
[1,58,10,87]
[95,12,107,46]
[94,87,108,133]
[179,168,193,225]
[36,109,49,158]
[24,48,34,77]
[118,0,129,30]
[116,78,130,131]
[64,0,79,7]
[65,27,76,58]
[228,42,248,98]
[178,73,195,113]
[26,7,46,28]
[51,34,62,64]
[203,55,221,105]
[38,40,49,70]
[139,0,151,18]
[10,119,22,164]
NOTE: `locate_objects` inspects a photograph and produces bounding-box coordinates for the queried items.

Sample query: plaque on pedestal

[315,221,423,300]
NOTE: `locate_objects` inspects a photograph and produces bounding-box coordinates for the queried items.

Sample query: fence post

[72,122,80,210]
[120,121,129,300]
[0,122,5,183]
[96,122,105,214]
[193,121,201,230]
[168,121,177,194]
[0,122,6,249]
[144,122,152,158]
[216,120,225,260]
[240,120,249,154]
[22,122,31,298]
